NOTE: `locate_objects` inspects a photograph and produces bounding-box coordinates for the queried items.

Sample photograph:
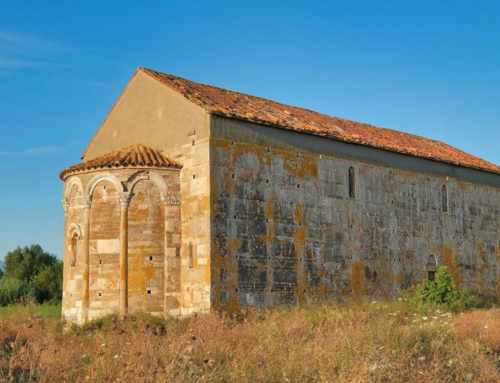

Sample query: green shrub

[401,266,481,313]
[32,261,63,304]
[0,278,36,306]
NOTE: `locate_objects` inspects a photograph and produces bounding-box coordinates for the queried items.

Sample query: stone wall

[81,72,212,316]
[210,115,500,312]
[166,137,211,315]
[62,168,181,323]
[88,179,120,320]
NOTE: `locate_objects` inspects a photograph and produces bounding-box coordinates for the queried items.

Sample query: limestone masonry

[60,68,500,323]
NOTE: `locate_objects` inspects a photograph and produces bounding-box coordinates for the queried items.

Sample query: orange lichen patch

[128,252,157,281]
[294,226,307,246]
[204,259,211,285]
[60,144,182,180]
[351,262,365,298]
[282,152,318,180]
[131,197,149,223]
[211,137,232,150]
[294,204,306,225]
[315,284,328,297]
[137,67,500,175]
[103,276,118,290]
[497,246,500,296]
[442,246,462,286]
[477,244,486,260]
[260,225,276,244]
[228,238,242,255]
[222,172,235,195]
[396,271,404,285]
[265,199,274,219]
[202,195,211,211]
[231,141,270,167]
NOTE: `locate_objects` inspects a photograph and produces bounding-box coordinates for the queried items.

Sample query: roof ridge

[140,68,447,141]
[140,67,327,114]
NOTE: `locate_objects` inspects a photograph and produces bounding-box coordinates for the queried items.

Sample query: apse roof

[60,144,181,180]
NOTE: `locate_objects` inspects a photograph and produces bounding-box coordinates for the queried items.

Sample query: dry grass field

[1,302,499,382]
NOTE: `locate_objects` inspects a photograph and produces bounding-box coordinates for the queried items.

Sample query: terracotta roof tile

[60,144,181,180]
[138,68,500,175]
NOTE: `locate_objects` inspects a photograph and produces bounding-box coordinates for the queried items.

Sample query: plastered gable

[83,70,210,161]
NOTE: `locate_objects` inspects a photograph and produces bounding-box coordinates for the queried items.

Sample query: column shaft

[82,204,91,323]
[119,206,128,314]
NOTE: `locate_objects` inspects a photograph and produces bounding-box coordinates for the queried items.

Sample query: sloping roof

[84,67,500,175]
[60,144,181,180]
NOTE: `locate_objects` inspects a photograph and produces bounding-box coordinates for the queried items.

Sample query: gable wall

[209,114,500,312]
[81,72,212,315]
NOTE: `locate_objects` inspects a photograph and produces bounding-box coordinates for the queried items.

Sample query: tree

[0,268,4,279]
[4,245,58,282]
[32,261,63,303]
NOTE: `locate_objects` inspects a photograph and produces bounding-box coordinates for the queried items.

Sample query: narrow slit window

[188,242,194,269]
[427,255,437,281]
[70,234,78,266]
[348,167,356,198]
[427,270,436,281]
[442,185,449,212]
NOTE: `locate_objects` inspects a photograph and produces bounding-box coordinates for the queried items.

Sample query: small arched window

[427,255,437,281]
[427,254,437,267]
[188,242,194,269]
[348,167,356,198]
[70,234,78,266]
[442,185,449,212]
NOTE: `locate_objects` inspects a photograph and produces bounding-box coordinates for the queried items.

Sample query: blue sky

[0,1,500,260]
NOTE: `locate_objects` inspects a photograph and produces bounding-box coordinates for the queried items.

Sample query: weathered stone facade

[61,68,500,323]
[62,163,182,323]
[209,116,500,312]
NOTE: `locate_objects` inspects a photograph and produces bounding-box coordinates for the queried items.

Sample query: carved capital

[61,198,70,212]
[83,195,93,209]
[118,192,131,210]
[161,192,181,205]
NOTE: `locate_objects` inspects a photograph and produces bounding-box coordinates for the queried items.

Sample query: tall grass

[1,302,499,382]
[0,303,61,318]
[0,278,35,306]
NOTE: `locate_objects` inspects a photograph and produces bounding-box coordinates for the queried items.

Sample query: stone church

[60,68,500,323]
